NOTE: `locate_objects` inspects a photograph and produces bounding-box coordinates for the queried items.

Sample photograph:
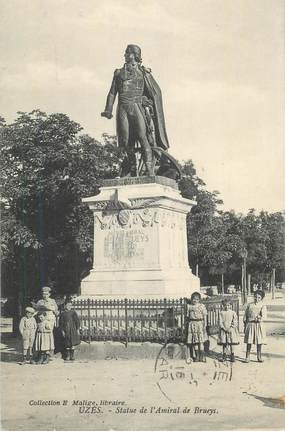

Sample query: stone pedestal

[80,176,200,298]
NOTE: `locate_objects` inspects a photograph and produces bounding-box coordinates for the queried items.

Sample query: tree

[0,111,122,314]
[259,211,285,284]
[230,209,269,288]
[180,160,230,283]
[200,214,243,292]
[178,163,283,290]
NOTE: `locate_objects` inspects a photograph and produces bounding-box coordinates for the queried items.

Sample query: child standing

[243,290,267,363]
[34,312,54,364]
[217,300,240,362]
[186,292,208,362]
[19,307,37,364]
[59,299,81,361]
[33,286,58,327]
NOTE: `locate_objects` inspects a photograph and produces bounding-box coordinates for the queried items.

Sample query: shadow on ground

[244,392,285,410]
[0,333,22,362]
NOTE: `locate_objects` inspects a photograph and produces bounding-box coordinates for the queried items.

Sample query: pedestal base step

[81,269,200,298]
[74,341,187,361]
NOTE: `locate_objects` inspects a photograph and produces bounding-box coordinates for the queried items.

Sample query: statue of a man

[101,44,170,176]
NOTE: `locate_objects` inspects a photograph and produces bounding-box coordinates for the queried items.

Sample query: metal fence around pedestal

[72,295,239,345]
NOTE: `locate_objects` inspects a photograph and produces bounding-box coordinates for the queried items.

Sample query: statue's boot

[145,161,154,176]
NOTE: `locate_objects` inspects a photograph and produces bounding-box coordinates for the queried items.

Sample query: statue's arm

[101,70,119,119]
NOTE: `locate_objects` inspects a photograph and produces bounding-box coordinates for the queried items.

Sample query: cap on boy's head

[41,286,51,293]
[25,307,35,314]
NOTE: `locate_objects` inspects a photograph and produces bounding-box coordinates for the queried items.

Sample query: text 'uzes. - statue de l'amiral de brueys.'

[101,44,181,180]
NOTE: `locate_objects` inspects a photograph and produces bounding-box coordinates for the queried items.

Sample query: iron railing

[72,295,239,345]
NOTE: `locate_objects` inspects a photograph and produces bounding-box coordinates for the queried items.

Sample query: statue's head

[125,44,142,64]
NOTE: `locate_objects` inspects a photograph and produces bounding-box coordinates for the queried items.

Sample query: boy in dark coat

[59,299,81,361]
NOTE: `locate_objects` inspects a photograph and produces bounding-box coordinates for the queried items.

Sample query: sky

[1,0,284,213]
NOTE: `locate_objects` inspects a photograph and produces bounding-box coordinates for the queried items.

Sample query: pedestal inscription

[102,228,154,268]
[104,229,148,263]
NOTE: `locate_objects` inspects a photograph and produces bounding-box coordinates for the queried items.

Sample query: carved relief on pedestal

[117,209,131,226]
[94,207,159,230]
[129,198,159,208]
[94,212,118,230]
[158,210,185,230]
[94,206,186,231]
[132,208,159,227]
[91,197,160,212]
[91,201,109,210]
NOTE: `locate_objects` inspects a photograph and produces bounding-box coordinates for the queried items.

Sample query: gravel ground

[1,330,285,431]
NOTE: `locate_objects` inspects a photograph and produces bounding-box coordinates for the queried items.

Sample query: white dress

[187,303,208,344]
[34,320,55,351]
[217,310,240,345]
[35,298,58,327]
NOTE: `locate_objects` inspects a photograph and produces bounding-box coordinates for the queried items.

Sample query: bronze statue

[101,44,181,179]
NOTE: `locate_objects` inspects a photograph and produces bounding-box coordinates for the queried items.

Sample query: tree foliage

[180,161,285,287]
[1,111,122,301]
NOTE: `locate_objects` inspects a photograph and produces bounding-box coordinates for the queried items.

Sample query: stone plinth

[80,176,200,298]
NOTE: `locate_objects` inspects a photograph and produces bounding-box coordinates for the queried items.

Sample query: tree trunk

[247,273,251,295]
[221,273,224,295]
[271,268,276,299]
[241,264,244,303]
[12,295,22,336]
[241,264,247,305]
[243,257,247,303]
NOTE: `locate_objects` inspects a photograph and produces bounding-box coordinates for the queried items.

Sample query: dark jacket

[59,310,80,348]
[104,65,169,150]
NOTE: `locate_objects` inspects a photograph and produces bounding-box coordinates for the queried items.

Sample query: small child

[186,292,208,362]
[19,307,37,364]
[59,298,81,361]
[243,290,267,363]
[217,300,240,362]
[34,312,54,364]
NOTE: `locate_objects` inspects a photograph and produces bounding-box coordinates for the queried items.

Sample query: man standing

[101,44,169,176]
